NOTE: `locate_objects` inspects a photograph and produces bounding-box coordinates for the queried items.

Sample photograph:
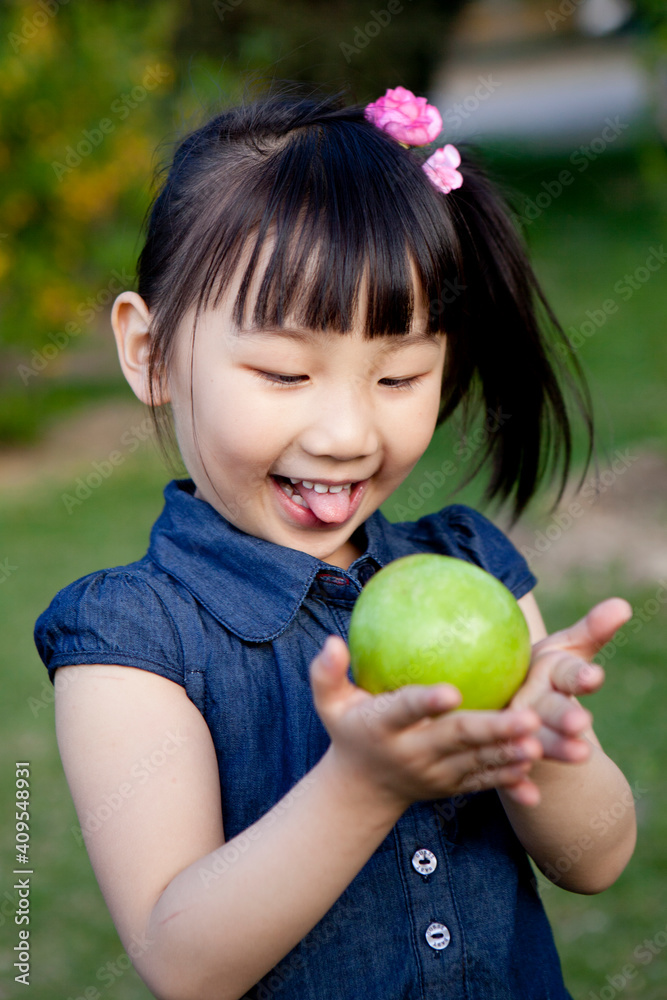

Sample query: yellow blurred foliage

[58,169,121,223]
[0,0,179,366]
[0,249,10,282]
[25,99,58,136]
[36,284,80,325]
[0,57,29,95]
[3,192,38,230]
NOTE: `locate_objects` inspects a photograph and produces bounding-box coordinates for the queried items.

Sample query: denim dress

[35,478,573,1000]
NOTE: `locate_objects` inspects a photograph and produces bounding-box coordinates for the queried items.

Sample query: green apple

[348,553,531,710]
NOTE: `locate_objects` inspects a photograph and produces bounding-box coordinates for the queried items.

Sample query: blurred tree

[633,0,667,144]
[0,0,180,440]
[0,0,463,444]
[172,0,465,104]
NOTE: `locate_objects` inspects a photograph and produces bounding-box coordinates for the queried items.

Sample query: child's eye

[254,371,307,386]
[253,372,423,390]
[379,376,422,391]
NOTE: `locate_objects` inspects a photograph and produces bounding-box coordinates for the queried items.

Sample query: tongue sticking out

[293,483,354,523]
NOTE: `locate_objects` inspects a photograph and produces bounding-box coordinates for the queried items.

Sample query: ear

[111,291,170,406]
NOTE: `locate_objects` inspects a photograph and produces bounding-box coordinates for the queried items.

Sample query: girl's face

[165,278,447,570]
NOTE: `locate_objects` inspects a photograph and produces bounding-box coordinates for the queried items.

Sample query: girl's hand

[309,635,544,812]
[508,597,633,763]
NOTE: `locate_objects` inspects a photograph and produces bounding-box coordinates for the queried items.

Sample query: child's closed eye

[254,371,306,386]
[378,376,422,391]
[253,371,423,391]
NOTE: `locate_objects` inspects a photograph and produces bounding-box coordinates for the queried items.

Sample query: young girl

[35,85,636,1000]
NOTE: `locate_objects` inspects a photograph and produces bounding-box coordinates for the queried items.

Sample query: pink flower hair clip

[364,86,463,195]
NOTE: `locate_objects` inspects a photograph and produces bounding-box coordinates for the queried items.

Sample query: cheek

[387,392,441,463]
[193,378,288,464]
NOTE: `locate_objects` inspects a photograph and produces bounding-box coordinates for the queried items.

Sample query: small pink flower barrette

[364,86,463,195]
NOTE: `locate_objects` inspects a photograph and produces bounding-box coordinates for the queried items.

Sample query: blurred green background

[1,0,666,997]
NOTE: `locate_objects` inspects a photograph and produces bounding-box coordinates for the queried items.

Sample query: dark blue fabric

[34,478,573,999]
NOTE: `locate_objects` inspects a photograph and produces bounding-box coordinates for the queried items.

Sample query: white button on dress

[411,848,437,876]
[425,922,451,950]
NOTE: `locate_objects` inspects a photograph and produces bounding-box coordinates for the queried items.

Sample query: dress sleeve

[33,569,185,686]
[414,504,537,600]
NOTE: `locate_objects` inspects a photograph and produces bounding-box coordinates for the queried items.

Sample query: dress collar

[147,479,398,642]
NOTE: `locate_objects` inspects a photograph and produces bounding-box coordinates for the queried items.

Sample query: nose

[298,379,380,463]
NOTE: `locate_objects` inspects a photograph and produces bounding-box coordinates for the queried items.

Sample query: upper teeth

[289,478,352,493]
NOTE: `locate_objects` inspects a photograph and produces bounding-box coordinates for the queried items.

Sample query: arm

[55,645,544,1000]
[55,663,403,1000]
[496,592,637,895]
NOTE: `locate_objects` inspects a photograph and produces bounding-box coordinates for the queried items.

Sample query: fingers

[416,709,545,796]
[374,683,463,731]
[502,776,542,807]
[310,636,550,808]
[310,635,349,685]
[462,733,544,769]
[532,725,592,762]
[447,733,542,786]
[531,689,592,735]
[311,640,465,732]
[546,654,605,697]
[460,760,534,792]
[309,636,360,720]
[516,677,595,762]
[379,685,544,738]
[536,597,632,661]
[426,706,542,749]
[447,730,545,804]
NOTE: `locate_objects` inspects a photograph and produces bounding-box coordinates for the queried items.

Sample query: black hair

[136,81,593,520]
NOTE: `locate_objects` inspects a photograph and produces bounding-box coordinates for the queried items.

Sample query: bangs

[155,113,464,340]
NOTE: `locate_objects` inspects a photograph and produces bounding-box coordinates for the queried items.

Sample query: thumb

[309,635,357,716]
[537,597,633,660]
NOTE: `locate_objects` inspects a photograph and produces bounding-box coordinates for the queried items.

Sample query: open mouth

[271,475,366,524]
